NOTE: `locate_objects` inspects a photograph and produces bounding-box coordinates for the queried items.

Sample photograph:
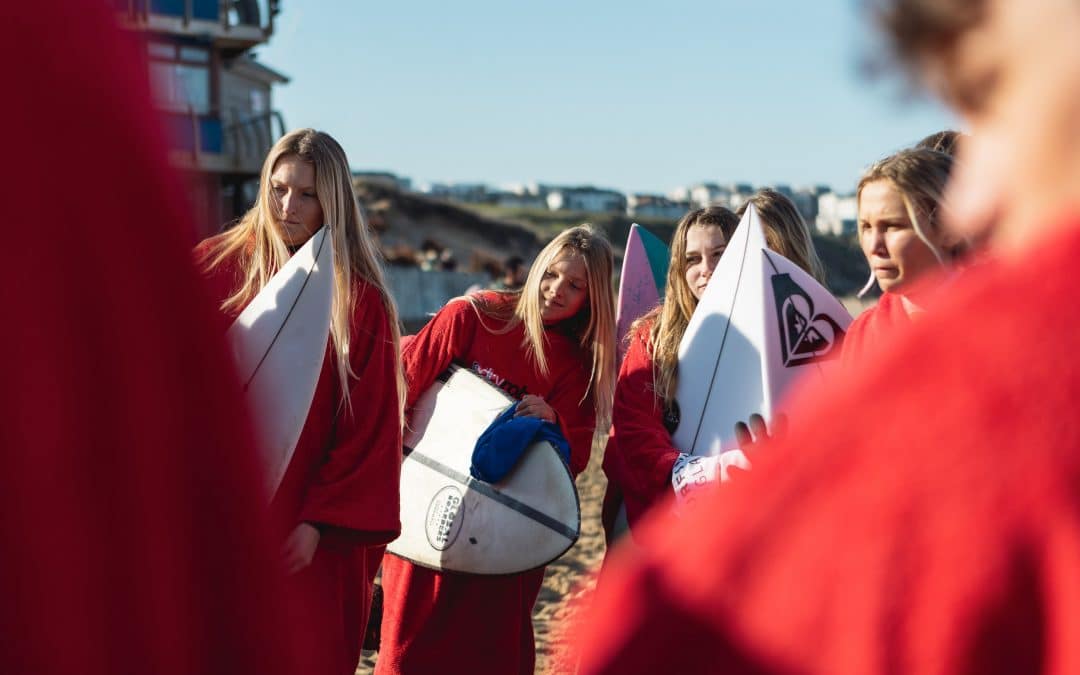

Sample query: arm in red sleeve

[610,326,682,522]
[298,283,403,544]
[401,298,478,409]
[547,368,596,476]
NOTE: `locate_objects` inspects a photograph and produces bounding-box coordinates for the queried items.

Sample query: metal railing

[116,0,280,36]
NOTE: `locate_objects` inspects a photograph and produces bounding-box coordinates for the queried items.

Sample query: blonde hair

[856,147,957,295]
[200,128,404,419]
[467,225,616,440]
[641,207,739,406]
[737,188,827,284]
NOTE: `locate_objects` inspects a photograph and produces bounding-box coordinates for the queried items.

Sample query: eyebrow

[271,181,316,192]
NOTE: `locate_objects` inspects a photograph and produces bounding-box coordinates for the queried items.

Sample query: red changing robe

[603,318,684,531]
[377,293,596,675]
[577,219,1080,674]
[196,244,403,675]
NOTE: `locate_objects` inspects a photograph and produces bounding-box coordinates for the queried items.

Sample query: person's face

[684,225,728,301]
[539,252,589,323]
[270,155,324,246]
[930,0,1080,251]
[858,180,946,293]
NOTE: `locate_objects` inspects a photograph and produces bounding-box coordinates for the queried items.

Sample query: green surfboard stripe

[637,226,670,296]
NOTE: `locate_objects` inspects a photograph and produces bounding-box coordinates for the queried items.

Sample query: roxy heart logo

[770,273,846,367]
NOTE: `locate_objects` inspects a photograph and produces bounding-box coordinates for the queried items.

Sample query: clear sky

[258,0,956,195]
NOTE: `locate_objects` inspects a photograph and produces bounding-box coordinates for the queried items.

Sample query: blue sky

[258,0,955,195]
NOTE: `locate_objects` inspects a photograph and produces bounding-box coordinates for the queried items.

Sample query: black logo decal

[770,273,846,367]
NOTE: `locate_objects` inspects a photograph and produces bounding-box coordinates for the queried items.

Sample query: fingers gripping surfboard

[672,205,852,458]
[226,226,334,498]
[387,365,581,575]
[616,224,670,365]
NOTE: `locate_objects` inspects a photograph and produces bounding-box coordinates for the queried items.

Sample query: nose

[280,190,296,217]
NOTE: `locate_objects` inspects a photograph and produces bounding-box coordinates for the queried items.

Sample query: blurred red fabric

[0,2,307,672]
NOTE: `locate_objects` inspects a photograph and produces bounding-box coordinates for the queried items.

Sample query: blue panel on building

[150,0,218,21]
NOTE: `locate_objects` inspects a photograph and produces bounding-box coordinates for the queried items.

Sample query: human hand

[282,522,321,575]
[733,413,787,453]
[514,394,556,423]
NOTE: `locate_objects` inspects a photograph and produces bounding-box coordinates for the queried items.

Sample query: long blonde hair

[642,207,739,406]
[737,188,827,284]
[200,128,404,419]
[468,225,616,439]
[855,147,957,295]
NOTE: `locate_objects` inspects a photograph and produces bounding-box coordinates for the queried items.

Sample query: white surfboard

[387,365,580,575]
[672,205,852,458]
[227,226,334,497]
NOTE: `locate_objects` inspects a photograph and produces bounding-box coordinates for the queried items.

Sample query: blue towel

[470,404,572,483]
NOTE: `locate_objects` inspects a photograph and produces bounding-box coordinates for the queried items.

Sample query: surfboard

[616,223,670,364]
[226,226,334,497]
[387,364,580,575]
[672,204,852,458]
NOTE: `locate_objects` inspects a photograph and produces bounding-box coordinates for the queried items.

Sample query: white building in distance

[546,186,627,214]
[816,192,858,236]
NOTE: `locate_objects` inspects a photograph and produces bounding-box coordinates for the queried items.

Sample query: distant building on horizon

[627,194,689,220]
[114,0,288,238]
[546,186,626,214]
[816,192,858,236]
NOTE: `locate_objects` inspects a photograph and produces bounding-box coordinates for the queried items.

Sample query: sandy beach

[357,447,609,674]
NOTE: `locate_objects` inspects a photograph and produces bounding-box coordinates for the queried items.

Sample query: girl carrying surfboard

[195,128,404,675]
[843,147,962,366]
[605,198,825,535]
[377,225,616,675]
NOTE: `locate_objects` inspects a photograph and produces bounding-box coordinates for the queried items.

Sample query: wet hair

[736,188,827,284]
[856,147,959,294]
[639,207,739,406]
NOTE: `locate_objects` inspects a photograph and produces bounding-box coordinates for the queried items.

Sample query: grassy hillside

[355,183,872,298]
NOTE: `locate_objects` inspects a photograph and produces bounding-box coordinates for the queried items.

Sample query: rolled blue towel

[470,404,571,482]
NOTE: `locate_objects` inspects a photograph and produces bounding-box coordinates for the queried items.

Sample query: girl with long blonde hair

[195,128,403,675]
[377,225,616,675]
[603,201,825,535]
[843,147,961,365]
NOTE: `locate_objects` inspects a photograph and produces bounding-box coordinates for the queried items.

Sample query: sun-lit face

[683,225,727,301]
[539,252,589,323]
[930,0,1080,251]
[858,180,946,293]
[269,155,324,246]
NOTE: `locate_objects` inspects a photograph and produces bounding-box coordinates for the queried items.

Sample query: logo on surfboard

[425,486,465,551]
[770,274,846,367]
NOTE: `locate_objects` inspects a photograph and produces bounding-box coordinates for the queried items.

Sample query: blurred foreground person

[1,1,305,673]
[578,0,1080,673]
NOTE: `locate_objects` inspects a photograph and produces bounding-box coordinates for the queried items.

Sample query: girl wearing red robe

[376,225,617,675]
[843,147,964,368]
[196,129,404,675]
[604,196,825,535]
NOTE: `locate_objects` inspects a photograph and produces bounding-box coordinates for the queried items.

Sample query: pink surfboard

[616,224,670,365]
